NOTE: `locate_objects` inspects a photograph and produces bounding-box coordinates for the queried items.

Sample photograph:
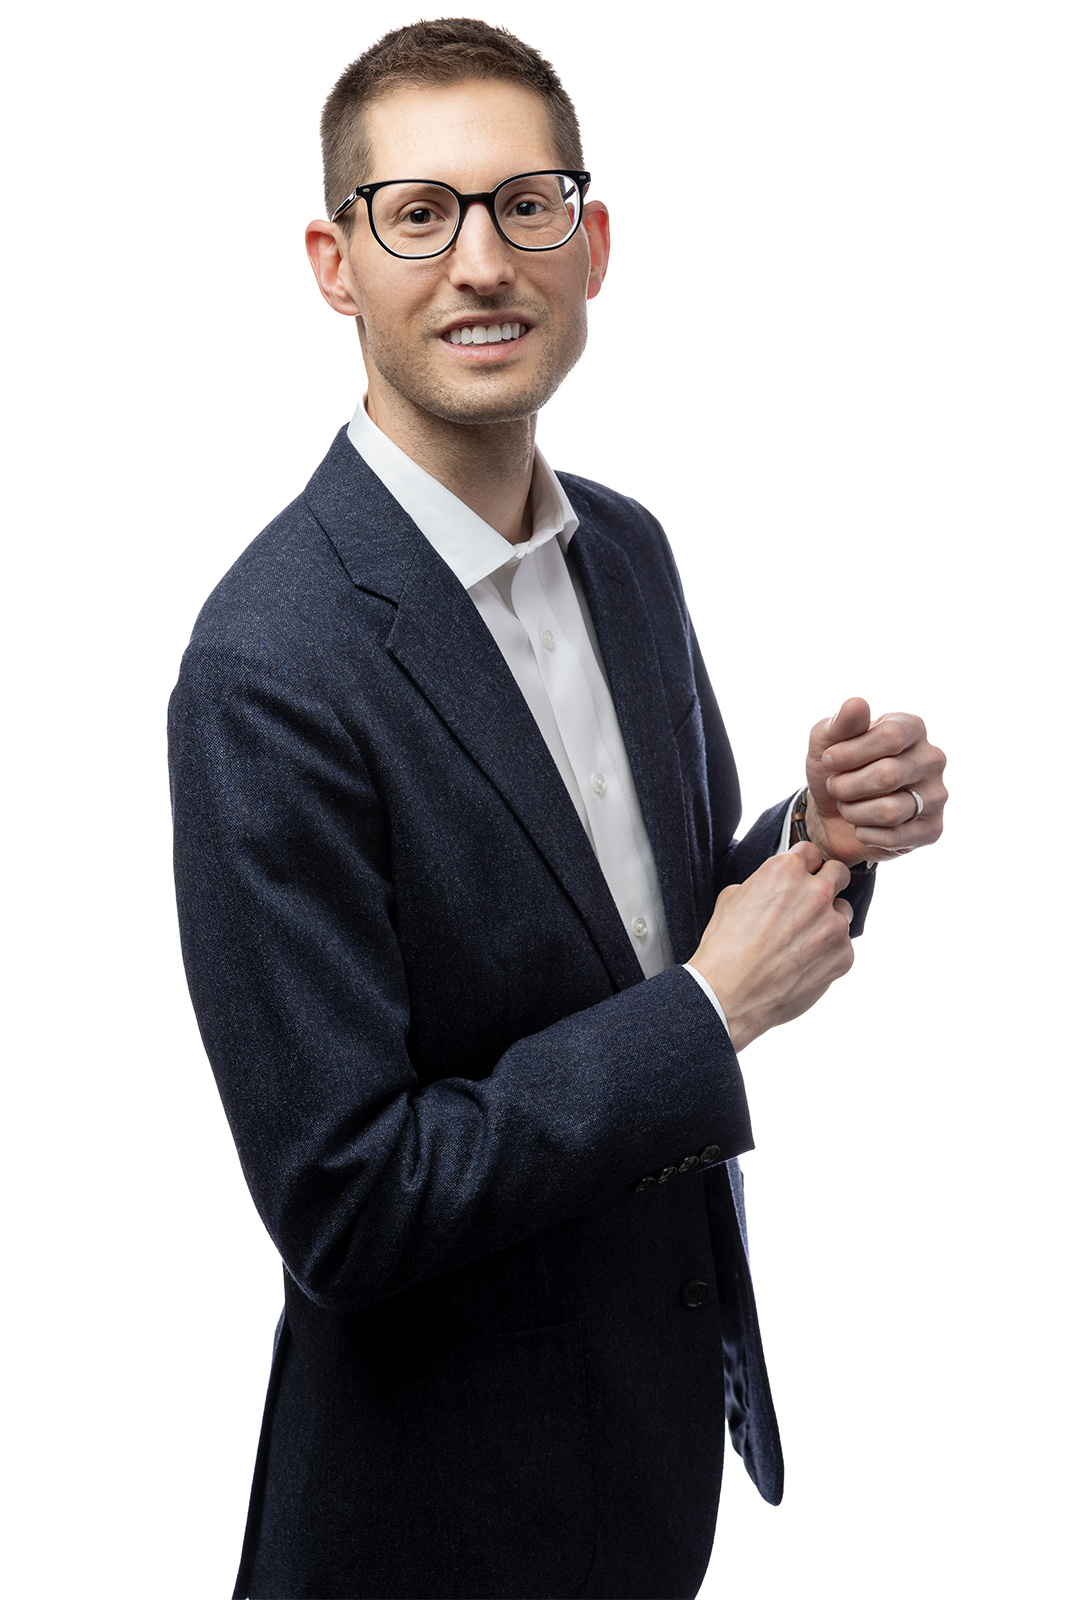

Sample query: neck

[365,379,537,546]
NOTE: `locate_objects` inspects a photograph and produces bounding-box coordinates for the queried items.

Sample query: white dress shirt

[347,401,739,1036]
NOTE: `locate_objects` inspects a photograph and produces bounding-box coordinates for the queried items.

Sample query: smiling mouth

[443,322,528,346]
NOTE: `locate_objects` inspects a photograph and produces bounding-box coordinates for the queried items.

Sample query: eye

[512,197,545,218]
[401,205,442,227]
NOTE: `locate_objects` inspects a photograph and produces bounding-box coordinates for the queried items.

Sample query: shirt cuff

[681,963,732,1043]
[778,789,806,855]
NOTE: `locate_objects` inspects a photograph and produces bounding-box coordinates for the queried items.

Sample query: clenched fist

[805,697,948,866]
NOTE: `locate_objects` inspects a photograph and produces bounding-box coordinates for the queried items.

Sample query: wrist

[790,789,828,857]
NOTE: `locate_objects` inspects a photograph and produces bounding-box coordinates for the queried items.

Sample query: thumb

[809,696,871,760]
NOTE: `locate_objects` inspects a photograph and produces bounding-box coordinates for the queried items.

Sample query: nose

[447,200,516,297]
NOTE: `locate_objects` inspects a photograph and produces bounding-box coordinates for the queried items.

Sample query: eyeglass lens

[370,174,581,257]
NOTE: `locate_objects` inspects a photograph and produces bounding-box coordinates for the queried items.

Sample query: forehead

[362,79,561,188]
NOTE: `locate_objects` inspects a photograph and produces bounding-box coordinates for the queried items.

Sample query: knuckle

[879,718,907,753]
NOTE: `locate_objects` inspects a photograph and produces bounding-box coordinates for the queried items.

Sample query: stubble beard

[361,301,588,428]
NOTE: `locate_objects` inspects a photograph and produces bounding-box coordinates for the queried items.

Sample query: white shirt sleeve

[681,962,732,1040]
[778,789,805,855]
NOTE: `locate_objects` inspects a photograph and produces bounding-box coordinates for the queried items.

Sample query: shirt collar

[347,398,578,591]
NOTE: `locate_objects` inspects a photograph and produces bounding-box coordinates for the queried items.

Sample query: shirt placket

[510,551,669,976]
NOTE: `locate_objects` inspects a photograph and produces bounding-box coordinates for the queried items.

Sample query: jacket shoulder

[179,436,415,696]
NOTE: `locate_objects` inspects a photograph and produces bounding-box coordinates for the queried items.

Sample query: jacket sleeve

[169,644,754,1315]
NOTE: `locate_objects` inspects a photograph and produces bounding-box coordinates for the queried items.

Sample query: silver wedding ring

[907,788,924,820]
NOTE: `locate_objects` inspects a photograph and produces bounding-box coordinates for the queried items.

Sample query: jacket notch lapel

[567,528,700,964]
[386,543,644,991]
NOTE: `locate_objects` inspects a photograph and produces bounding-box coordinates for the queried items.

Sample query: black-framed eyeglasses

[330,170,591,259]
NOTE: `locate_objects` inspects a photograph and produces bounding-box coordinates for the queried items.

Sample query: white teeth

[446,322,528,344]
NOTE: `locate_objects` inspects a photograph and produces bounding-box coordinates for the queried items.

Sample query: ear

[305,219,362,317]
[582,200,610,301]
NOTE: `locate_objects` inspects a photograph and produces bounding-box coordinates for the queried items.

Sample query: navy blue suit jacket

[169,430,874,1599]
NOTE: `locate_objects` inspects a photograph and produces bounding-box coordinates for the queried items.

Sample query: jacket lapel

[567,522,700,966]
[305,431,644,992]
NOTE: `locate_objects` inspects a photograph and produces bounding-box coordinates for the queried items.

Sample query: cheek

[348,255,433,332]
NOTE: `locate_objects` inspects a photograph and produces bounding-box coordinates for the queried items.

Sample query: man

[169,19,947,1600]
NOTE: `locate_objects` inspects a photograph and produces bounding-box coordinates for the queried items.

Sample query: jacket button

[633,1175,657,1192]
[698,1144,721,1164]
[656,1166,678,1184]
[682,1280,710,1308]
[677,1155,698,1173]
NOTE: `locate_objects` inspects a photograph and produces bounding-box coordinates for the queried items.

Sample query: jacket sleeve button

[698,1144,721,1164]
[677,1155,698,1173]
[656,1166,678,1184]
[681,1280,710,1308]
[633,1175,657,1192]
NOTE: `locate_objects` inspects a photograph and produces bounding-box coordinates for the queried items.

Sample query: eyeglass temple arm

[330,192,358,223]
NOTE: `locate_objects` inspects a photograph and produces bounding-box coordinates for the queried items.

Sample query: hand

[690,844,855,1051]
[804,697,948,866]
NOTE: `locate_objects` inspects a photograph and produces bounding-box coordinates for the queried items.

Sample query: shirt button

[631,916,648,939]
[590,772,607,796]
[540,628,555,651]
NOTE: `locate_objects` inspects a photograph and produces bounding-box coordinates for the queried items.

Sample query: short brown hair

[320,17,584,224]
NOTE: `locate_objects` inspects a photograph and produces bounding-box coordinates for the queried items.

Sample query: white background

[3,2,1063,1595]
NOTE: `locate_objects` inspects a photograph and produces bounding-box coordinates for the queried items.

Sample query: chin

[423,387,558,426]
[369,339,584,429]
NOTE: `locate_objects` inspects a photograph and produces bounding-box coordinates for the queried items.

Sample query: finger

[833,767,948,817]
[834,790,924,829]
[833,896,855,924]
[809,697,871,761]
[822,712,924,773]
[853,809,945,853]
[828,749,948,804]
[788,840,826,875]
[815,856,852,895]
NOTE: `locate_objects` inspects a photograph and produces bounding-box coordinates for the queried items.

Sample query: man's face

[322,79,608,428]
